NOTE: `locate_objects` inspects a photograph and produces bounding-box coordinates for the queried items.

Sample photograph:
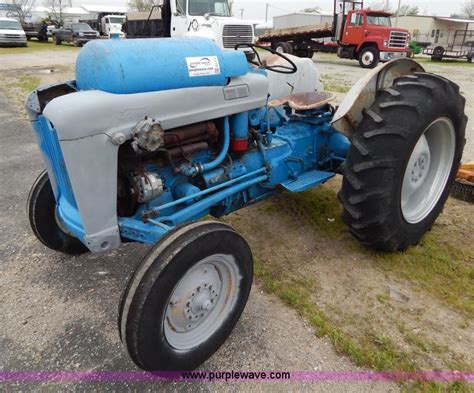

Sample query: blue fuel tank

[75,38,249,94]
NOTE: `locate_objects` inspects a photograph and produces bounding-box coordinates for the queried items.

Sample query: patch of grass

[256,255,473,391]
[367,229,474,317]
[320,73,351,93]
[0,40,79,55]
[268,187,345,239]
[415,57,473,68]
[13,75,41,93]
[255,256,417,372]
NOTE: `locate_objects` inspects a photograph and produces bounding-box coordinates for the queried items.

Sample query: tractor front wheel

[338,73,467,251]
[119,221,253,371]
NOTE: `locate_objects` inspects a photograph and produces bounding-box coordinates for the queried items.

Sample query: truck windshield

[108,17,125,24]
[72,23,93,31]
[0,20,22,30]
[189,0,231,16]
[367,14,391,26]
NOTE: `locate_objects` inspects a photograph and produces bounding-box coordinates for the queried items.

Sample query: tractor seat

[268,91,335,111]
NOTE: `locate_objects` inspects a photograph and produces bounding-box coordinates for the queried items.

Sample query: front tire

[358,46,379,68]
[338,73,467,251]
[27,170,89,255]
[119,221,253,371]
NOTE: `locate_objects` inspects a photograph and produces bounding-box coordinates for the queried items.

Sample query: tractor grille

[389,31,408,48]
[222,25,253,49]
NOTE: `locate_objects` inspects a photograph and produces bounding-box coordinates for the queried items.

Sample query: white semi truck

[125,0,255,58]
[81,13,126,38]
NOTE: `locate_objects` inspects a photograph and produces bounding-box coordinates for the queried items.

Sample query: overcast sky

[74,0,468,19]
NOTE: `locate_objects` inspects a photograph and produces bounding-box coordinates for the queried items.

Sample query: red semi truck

[258,0,410,68]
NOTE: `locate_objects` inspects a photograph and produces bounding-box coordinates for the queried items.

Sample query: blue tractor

[26,38,466,371]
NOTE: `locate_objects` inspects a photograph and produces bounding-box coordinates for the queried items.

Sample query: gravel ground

[0,89,396,391]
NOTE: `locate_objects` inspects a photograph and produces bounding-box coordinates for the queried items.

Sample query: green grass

[415,57,474,68]
[260,187,345,239]
[264,186,473,317]
[0,40,79,55]
[254,256,417,372]
[255,254,472,391]
[320,73,351,93]
[365,230,474,317]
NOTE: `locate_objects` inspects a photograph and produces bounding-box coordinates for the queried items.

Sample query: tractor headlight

[384,40,389,47]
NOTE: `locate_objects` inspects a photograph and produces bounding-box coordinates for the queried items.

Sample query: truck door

[343,12,365,46]
[63,23,73,41]
[170,0,188,38]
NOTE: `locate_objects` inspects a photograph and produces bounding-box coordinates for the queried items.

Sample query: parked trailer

[423,30,474,63]
[258,0,410,68]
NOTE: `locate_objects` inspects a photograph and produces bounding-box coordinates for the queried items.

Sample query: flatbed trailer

[257,24,334,58]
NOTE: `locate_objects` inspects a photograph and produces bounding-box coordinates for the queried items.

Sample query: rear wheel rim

[276,46,285,54]
[401,117,456,224]
[163,254,240,350]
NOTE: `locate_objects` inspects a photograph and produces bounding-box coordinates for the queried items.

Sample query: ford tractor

[26,38,467,371]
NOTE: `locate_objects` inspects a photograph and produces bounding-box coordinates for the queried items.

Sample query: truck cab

[162,0,255,57]
[337,8,409,68]
[101,14,126,38]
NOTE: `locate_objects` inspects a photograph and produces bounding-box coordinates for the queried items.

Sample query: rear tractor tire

[338,73,467,251]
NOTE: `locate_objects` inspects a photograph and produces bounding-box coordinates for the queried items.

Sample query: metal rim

[361,50,374,66]
[275,45,285,54]
[401,117,456,224]
[163,254,241,350]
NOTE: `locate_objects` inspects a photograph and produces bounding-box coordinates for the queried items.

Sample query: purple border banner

[0,371,472,382]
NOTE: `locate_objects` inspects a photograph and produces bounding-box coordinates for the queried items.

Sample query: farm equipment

[25,37,467,371]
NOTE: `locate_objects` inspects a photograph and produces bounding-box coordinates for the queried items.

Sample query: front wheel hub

[164,254,240,350]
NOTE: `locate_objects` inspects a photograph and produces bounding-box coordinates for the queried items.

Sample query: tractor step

[281,170,335,193]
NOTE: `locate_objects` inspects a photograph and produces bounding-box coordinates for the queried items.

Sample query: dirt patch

[222,177,473,378]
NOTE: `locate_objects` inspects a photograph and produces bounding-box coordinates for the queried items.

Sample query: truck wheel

[358,46,379,68]
[73,37,81,47]
[467,54,473,63]
[119,221,253,371]
[54,35,61,45]
[338,73,467,251]
[27,170,89,255]
[275,42,293,55]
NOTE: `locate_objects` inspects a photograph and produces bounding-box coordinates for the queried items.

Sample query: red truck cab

[337,10,409,68]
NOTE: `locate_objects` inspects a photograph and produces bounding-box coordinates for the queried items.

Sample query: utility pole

[395,0,401,26]
[265,3,269,23]
[240,8,244,19]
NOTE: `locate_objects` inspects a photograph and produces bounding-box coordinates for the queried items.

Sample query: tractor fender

[331,58,424,137]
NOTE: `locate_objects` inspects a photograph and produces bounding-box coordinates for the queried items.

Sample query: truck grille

[5,34,21,38]
[389,31,408,48]
[222,25,253,49]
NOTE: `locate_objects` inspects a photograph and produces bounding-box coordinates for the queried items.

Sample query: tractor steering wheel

[235,43,298,74]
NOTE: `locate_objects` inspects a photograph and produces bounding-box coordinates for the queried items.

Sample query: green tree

[7,0,36,24]
[301,6,321,13]
[128,0,155,12]
[461,0,474,18]
[397,4,419,15]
